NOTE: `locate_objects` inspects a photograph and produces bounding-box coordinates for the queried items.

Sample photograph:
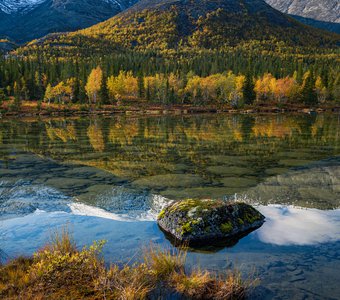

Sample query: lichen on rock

[157,199,265,246]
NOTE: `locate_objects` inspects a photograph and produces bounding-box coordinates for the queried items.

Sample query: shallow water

[0,113,340,299]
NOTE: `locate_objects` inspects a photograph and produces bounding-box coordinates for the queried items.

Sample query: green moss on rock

[181,219,200,235]
[220,221,233,233]
[157,199,265,246]
[169,199,221,215]
[158,209,166,220]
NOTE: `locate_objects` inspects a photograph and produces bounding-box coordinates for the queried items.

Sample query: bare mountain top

[265,0,340,33]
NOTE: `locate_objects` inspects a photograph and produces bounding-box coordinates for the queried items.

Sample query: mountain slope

[0,0,46,14]
[265,0,340,33]
[0,0,138,43]
[62,0,339,51]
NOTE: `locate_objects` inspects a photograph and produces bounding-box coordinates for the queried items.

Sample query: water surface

[1,113,340,299]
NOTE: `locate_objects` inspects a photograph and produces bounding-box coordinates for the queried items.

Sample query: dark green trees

[243,73,256,105]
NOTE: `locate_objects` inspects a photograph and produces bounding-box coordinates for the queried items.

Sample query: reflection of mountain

[1,114,339,201]
[240,157,340,209]
[0,114,340,208]
[256,205,340,245]
[0,153,171,220]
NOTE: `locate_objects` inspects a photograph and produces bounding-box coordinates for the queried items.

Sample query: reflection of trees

[252,116,301,138]
[108,119,139,145]
[87,121,105,152]
[45,121,77,142]
[0,114,339,181]
[241,116,255,140]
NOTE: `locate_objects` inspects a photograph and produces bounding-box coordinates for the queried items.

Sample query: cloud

[256,205,340,246]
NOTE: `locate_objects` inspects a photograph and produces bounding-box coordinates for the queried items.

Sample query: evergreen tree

[0,88,5,106]
[243,73,255,105]
[146,83,151,101]
[137,72,145,99]
[99,74,110,104]
[13,81,21,109]
[73,78,80,103]
[300,71,318,105]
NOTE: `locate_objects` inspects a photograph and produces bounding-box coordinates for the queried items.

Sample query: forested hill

[18,0,339,57]
[2,0,339,108]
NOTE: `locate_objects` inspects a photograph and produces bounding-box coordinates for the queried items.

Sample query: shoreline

[1,101,340,118]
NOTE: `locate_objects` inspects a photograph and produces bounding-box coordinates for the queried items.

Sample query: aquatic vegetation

[0,231,257,299]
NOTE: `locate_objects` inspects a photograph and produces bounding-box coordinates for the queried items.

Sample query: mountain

[265,0,340,33]
[0,0,46,14]
[56,0,338,52]
[0,0,138,43]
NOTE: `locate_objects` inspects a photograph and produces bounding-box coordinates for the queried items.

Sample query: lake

[1,113,340,299]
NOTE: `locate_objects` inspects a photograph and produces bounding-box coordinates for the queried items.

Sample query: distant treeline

[0,48,339,107]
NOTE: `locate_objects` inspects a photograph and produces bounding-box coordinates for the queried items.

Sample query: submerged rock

[157,199,265,246]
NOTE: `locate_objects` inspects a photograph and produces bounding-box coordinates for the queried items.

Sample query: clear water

[0,113,340,299]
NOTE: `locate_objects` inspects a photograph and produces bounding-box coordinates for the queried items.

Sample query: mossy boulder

[157,199,265,246]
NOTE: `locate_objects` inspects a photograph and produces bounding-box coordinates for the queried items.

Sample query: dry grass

[171,270,214,298]
[100,264,153,300]
[0,230,258,299]
[0,256,32,297]
[213,271,248,300]
[143,245,186,280]
[46,226,77,254]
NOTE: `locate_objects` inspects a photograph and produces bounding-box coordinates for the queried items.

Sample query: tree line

[32,67,340,107]
[0,49,339,108]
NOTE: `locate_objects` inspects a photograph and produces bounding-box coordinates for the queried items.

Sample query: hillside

[265,0,340,33]
[31,0,339,55]
[0,0,138,43]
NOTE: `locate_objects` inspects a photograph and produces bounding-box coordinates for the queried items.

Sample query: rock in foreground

[157,199,265,245]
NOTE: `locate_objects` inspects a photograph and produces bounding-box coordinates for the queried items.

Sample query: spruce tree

[243,73,255,105]
[99,74,110,104]
[300,71,318,105]
[137,72,145,99]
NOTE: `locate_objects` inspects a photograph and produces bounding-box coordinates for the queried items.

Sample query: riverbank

[0,230,256,299]
[1,100,340,118]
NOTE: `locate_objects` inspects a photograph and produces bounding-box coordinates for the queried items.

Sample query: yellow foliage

[85,66,103,104]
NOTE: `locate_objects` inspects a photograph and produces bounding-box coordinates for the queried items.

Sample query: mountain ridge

[265,0,340,33]
[0,0,138,43]
[64,0,339,51]
[1,0,339,43]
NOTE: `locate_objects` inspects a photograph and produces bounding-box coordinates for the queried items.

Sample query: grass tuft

[171,269,213,298]
[0,229,258,299]
[143,245,186,280]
